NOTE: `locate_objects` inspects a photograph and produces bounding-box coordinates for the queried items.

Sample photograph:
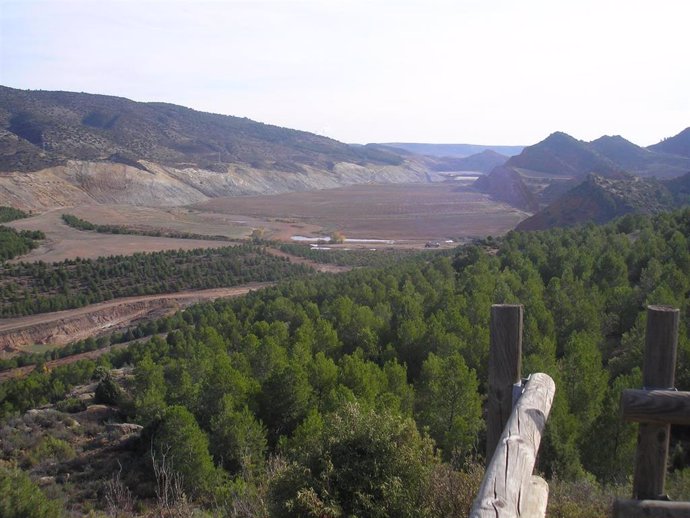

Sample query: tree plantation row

[0,245,312,317]
[2,209,690,516]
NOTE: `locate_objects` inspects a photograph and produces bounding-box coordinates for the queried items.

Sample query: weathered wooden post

[487,304,523,463]
[633,305,678,500]
[471,372,555,518]
[614,304,690,518]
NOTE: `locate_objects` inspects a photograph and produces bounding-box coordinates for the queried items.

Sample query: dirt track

[0,284,273,356]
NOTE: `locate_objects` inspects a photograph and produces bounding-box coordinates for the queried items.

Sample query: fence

[613,305,690,518]
[470,304,690,518]
[470,304,554,518]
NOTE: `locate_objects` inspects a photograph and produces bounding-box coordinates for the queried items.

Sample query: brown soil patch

[6,208,236,263]
[194,183,529,245]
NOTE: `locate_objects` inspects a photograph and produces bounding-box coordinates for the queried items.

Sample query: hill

[516,173,675,231]
[486,130,690,217]
[380,142,524,158]
[591,134,690,178]
[506,132,624,178]
[473,165,539,212]
[0,86,426,209]
[649,127,690,158]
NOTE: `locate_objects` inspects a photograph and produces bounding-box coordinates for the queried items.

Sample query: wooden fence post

[632,305,679,500]
[487,304,523,463]
[471,373,555,518]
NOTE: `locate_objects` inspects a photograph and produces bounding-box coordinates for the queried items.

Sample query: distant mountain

[490,130,690,219]
[473,165,538,212]
[649,127,690,158]
[380,142,524,158]
[425,150,509,173]
[506,132,624,178]
[591,134,690,178]
[0,86,426,209]
[516,173,676,231]
[0,86,408,173]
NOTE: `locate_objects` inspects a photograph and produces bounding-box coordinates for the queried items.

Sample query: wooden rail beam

[471,372,555,518]
[621,389,690,426]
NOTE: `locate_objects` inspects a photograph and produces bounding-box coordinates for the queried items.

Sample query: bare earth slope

[0,286,270,353]
[0,86,427,209]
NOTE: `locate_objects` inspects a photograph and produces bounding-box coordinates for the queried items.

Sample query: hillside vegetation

[2,209,690,516]
[0,87,426,210]
[0,86,404,173]
[517,173,676,230]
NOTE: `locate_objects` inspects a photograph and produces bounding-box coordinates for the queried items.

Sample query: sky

[1,0,689,146]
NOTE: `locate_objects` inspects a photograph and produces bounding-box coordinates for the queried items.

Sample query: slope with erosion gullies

[516,173,677,231]
[0,86,426,209]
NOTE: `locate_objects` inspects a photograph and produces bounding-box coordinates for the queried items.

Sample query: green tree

[210,398,267,477]
[416,353,482,462]
[151,405,218,498]
[269,401,438,518]
[134,354,167,424]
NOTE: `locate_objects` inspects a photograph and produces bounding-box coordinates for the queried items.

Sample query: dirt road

[0,284,273,355]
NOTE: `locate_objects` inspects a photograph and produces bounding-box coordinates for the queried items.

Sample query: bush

[94,377,122,406]
[0,465,61,517]
[269,401,438,518]
[55,398,87,413]
[26,436,75,467]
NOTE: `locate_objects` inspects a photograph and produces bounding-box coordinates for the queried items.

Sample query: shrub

[55,398,87,413]
[95,377,122,406]
[0,465,61,517]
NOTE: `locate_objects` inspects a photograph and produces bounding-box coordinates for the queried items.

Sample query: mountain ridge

[0,86,427,209]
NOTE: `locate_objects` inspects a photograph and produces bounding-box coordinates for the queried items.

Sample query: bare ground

[6,208,236,263]
[194,183,529,245]
[0,284,273,356]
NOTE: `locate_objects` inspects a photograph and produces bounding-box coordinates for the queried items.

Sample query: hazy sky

[1,0,689,146]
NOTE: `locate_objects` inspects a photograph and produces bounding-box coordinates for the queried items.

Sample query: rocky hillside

[516,173,676,231]
[0,86,426,209]
[473,165,538,212]
[476,129,690,219]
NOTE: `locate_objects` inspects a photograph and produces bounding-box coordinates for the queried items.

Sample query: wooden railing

[470,304,690,518]
[613,305,690,518]
[470,305,555,518]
